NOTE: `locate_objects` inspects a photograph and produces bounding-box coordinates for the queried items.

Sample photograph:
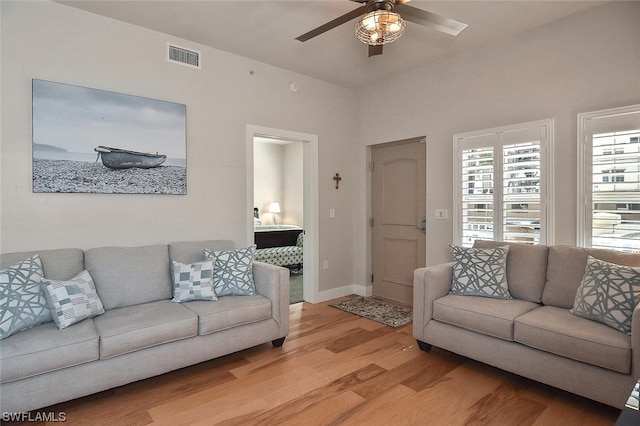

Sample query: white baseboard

[312,283,372,304]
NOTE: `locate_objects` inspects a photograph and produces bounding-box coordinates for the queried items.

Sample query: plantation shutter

[455,121,551,247]
[501,127,544,246]
[461,146,495,246]
[581,108,640,251]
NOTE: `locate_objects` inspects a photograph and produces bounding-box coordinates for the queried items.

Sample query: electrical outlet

[329,208,335,219]
[323,260,329,269]
[435,209,448,220]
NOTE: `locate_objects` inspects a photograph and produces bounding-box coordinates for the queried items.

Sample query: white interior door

[371,138,426,305]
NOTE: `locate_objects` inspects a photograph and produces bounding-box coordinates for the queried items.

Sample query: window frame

[577,104,640,249]
[453,119,554,247]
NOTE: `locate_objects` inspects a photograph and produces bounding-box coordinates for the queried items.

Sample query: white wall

[282,142,304,227]
[253,141,303,226]
[0,1,357,297]
[355,1,640,280]
[253,142,283,224]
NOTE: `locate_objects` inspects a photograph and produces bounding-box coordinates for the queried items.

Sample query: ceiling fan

[296,0,467,57]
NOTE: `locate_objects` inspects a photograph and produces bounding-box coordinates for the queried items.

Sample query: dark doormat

[330,297,412,328]
[289,271,303,304]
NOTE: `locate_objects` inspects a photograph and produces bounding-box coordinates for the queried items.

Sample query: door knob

[417,218,427,234]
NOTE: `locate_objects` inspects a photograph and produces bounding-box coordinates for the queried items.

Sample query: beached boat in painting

[94,146,167,169]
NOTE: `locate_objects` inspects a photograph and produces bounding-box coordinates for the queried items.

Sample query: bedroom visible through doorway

[247,125,318,304]
[254,136,304,303]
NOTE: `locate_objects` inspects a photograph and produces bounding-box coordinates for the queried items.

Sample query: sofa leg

[416,340,432,352]
[272,337,286,347]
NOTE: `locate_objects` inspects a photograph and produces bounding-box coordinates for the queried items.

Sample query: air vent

[167,44,200,69]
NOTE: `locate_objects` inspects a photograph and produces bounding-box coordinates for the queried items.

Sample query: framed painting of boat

[32,79,187,194]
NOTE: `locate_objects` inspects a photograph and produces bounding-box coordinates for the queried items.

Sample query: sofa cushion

[204,246,257,296]
[473,240,549,303]
[514,306,631,374]
[168,240,235,265]
[543,245,640,308]
[0,320,98,383]
[1,248,84,281]
[93,300,197,359]
[43,270,105,330]
[433,294,540,341]
[570,256,640,334]
[171,260,217,302]
[85,245,172,310]
[449,245,511,299]
[182,295,272,335]
[0,256,52,340]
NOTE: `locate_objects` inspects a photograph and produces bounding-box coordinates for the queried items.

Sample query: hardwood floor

[17,296,621,425]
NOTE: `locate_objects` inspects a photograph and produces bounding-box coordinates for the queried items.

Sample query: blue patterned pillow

[203,245,257,296]
[171,260,217,302]
[571,256,640,334]
[43,270,105,330]
[0,255,51,340]
[449,245,512,299]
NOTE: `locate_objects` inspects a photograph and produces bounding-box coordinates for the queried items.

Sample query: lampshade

[268,202,281,214]
[355,10,406,46]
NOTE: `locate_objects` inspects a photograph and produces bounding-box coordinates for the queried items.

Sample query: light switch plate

[435,209,448,220]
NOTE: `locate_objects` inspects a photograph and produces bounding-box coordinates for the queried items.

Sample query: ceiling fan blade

[395,3,467,36]
[368,44,383,57]
[296,5,367,42]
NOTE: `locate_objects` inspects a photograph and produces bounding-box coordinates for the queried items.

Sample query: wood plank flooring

[15,296,621,425]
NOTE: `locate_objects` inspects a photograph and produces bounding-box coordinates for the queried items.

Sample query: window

[578,105,640,252]
[454,120,553,247]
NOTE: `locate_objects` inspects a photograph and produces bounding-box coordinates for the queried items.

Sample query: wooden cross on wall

[333,173,342,189]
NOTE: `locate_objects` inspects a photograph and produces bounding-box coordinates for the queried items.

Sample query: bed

[253,210,303,268]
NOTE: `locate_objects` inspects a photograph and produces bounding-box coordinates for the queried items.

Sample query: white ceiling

[57,0,606,89]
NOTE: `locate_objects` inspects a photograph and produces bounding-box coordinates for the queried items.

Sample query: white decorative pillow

[203,245,257,296]
[171,260,217,302]
[449,245,512,299]
[43,270,105,330]
[571,256,640,334]
[0,255,51,339]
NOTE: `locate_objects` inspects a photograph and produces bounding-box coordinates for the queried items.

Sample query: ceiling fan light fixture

[355,10,406,46]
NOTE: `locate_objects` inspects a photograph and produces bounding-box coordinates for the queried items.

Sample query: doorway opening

[246,125,319,304]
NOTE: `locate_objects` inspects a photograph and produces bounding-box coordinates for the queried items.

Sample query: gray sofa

[0,240,289,413]
[413,240,640,409]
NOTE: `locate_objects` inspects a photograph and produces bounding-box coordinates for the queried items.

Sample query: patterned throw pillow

[43,270,105,330]
[571,256,640,334]
[449,245,512,299]
[0,255,52,339]
[171,260,217,302]
[203,245,257,296]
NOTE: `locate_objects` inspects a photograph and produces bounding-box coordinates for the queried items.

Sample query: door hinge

[371,274,374,282]
[370,161,374,171]
[370,217,374,227]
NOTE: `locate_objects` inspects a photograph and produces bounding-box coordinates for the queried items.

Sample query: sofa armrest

[253,261,289,338]
[412,263,453,342]
[632,303,640,378]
